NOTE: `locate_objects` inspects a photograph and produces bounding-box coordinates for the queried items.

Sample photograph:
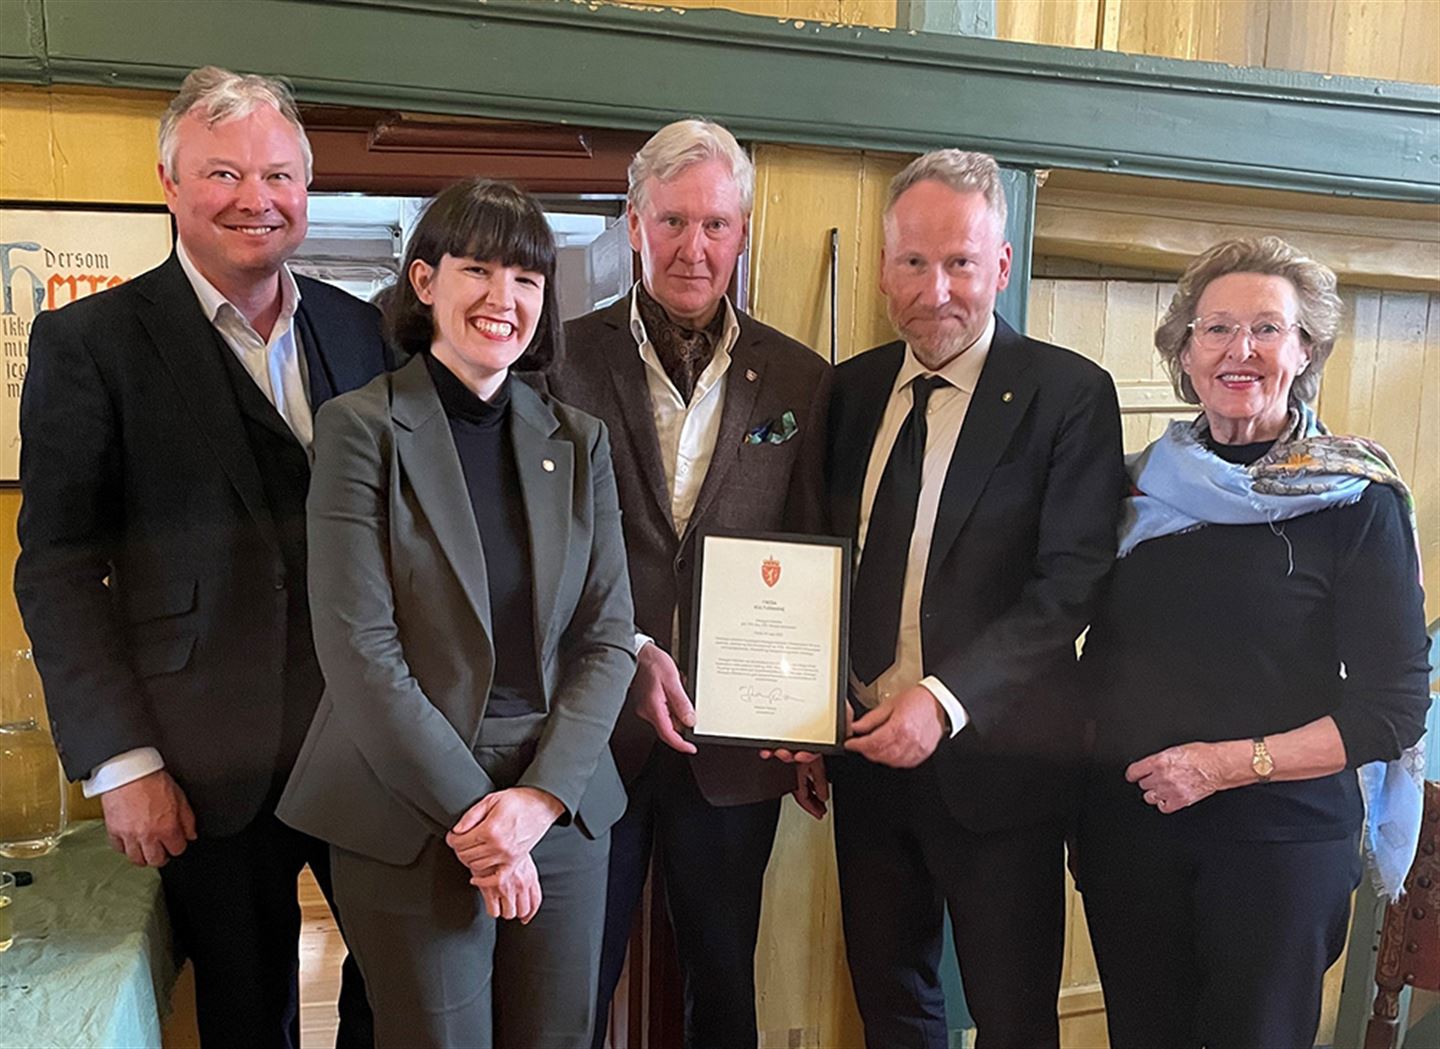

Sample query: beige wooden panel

[996,0,1101,48]
[0,85,61,199]
[1112,0,1267,65]
[1327,0,1408,82]
[662,0,898,28]
[1262,0,1338,81]
[1046,278,1108,365]
[748,142,908,364]
[1369,291,1430,482]
[1320,290,1383,440]
[1035,186,1440,292]
[1397,0,1440,86]
[853,150,911,358]
[749,142,864,358]
[756,806,863,1049]
[1102,280,1162,380]
[1030,277,1059,344]
[1416,297,1440,617]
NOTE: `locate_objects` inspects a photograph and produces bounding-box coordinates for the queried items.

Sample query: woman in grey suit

[278,179,636,1048]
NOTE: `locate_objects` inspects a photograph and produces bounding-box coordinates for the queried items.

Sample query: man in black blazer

[15,67,388,1047]
[823,151,1125,1047]
[548,120,830,1049]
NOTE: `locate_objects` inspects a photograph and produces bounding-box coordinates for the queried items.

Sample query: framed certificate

[685,531,851,753]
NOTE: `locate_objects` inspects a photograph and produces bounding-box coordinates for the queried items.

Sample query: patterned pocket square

[744,410,798,446]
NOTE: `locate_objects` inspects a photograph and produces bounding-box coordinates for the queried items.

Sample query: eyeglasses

[1187,314,1304,352]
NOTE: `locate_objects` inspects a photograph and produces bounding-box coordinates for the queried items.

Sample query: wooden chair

[1363,779,1440,1049]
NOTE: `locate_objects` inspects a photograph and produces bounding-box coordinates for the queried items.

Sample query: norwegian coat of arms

[761,556,781,588]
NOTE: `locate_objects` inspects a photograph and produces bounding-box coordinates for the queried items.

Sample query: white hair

[886,149,1007,231]
[158,66,313,183]
[627,119,755,215]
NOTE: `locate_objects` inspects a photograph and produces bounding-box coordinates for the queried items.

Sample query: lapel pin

[745,368,758,382]
[1002,391,1014,403]
[542,459,555,472]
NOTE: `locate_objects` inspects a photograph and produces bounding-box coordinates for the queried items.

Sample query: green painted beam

[899,0,997,37]
[997,166,1034,334]
[0,0,45,78]
[5,0,1438,202]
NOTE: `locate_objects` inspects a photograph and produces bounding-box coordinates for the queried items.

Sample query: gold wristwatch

[1250,736,1274,783]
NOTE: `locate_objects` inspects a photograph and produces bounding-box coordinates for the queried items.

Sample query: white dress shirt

[83,242,312,797]
[850,314,997,737]
[628,285,741,654]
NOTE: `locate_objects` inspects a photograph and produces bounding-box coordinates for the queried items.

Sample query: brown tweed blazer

[548,295,831,806]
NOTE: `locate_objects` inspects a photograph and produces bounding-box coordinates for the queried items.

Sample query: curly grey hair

[1154,236,1342,406]
[158,66,313,184]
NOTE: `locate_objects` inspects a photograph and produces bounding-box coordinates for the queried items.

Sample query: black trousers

[591,747,781,1049]
[1076,788,1360,1049]
[831,755,1066,1049]
[159,811,372,1049]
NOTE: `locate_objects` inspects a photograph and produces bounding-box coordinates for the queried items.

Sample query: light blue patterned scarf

[1119,404,1426,901]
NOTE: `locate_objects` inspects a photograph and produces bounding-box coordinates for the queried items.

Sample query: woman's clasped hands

[446,786,566,923]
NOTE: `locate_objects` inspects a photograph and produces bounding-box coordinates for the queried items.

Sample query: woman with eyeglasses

[1074,237,1430,1048]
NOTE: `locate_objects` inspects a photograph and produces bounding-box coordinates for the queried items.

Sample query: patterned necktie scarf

[635,283,724,403]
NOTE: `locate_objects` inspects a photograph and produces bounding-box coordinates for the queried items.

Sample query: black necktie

[850,375,947,685]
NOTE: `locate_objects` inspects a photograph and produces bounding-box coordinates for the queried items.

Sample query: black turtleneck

[424,354,542,718]
[1081,430,1430,841]
[1203,433,1275,465]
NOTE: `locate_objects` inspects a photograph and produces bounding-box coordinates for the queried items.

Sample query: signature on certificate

[738,685,802,707]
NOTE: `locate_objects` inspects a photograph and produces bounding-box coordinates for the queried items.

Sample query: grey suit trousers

[330,714,610,1048]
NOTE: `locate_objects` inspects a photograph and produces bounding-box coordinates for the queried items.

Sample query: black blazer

[828,316,1126,832]
[15,253,391,836]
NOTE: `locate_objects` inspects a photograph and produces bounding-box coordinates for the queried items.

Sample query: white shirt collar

[627,284,741,360]
[175,237,301,330]
[893,312,995,396]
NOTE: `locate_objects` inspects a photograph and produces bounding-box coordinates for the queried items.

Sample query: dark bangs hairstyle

[385,178,563,370]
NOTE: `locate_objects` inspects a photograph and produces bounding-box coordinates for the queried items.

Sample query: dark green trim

[0,0,45,78]
[997,167,1034,333]
[899,0,996,37]
[5,0,1437,201]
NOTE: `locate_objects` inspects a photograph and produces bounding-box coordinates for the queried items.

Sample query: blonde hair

[1154,236,1342,405]
[158,66,313,183]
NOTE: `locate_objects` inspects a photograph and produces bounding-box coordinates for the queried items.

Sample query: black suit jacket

[549,295,831,806]
[829,316,1125,832]
[15,253,391,836]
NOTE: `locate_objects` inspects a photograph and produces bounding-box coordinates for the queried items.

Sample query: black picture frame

[684,529,851,754]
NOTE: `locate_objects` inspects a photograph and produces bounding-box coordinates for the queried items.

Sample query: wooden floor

[160,868,344,1048]
[298,867,346,1046]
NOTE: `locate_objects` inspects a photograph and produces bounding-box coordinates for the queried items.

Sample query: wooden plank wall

[666,0,1440,84]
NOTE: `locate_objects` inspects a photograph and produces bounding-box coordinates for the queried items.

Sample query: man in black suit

[15,66,388,1047]
[823,150,1125,1047]
[548,120,829,1048]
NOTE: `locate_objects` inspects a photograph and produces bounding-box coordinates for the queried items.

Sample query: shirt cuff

[920,676,968,738]
[634,631,654,657]
[82,747,165,797]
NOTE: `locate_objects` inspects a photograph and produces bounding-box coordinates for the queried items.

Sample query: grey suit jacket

[550,295,831,806]
[278,355,636,865]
